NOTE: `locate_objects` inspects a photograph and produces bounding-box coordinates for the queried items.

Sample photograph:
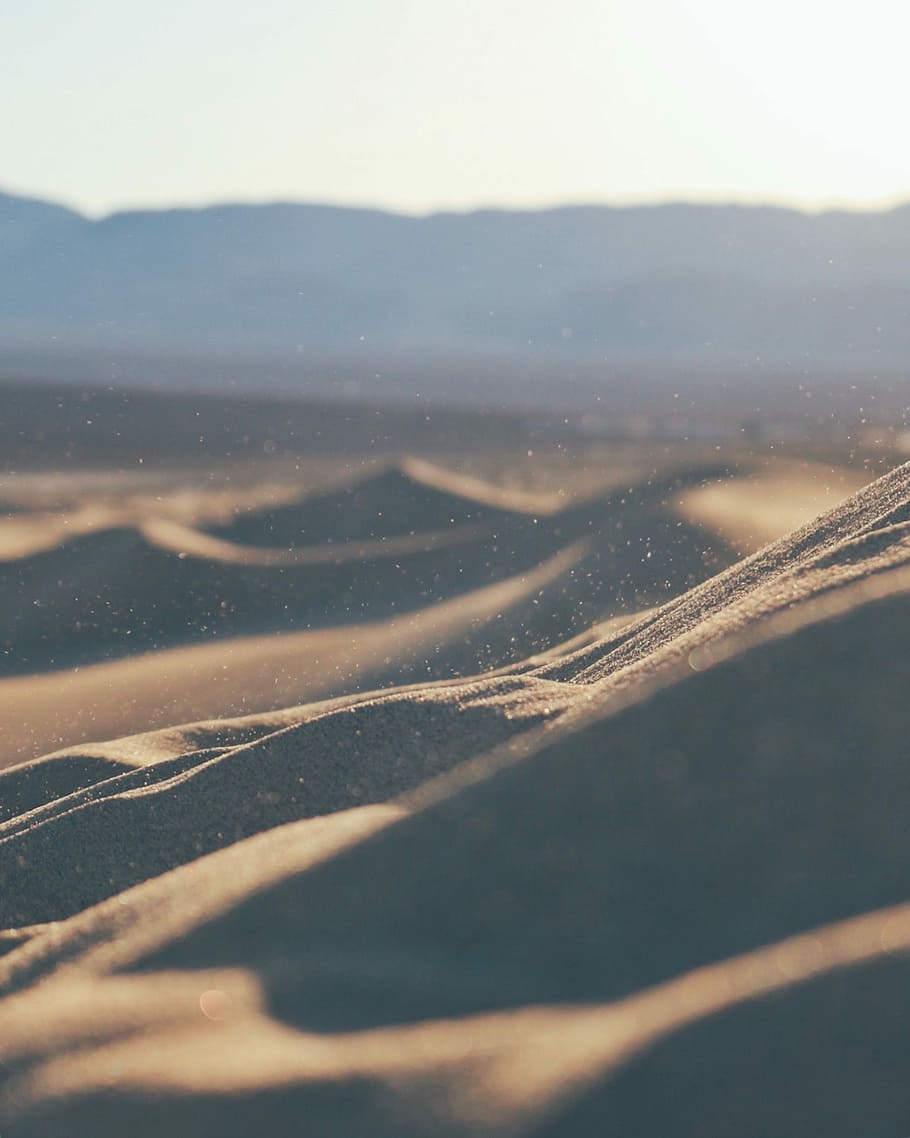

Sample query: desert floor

[1,383,908,1135]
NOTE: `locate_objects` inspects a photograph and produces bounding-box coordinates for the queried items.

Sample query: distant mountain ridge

[2,190,910,394]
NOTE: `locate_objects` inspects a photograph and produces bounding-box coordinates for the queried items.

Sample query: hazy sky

[4,0,909,216]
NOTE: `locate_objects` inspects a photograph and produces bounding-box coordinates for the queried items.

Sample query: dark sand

[1,399,904,1135]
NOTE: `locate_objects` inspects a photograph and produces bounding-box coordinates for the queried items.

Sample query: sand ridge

[0,455,741,760]
[1,457,731,677]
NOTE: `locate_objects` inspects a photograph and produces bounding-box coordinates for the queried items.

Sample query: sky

[3,0,910,217]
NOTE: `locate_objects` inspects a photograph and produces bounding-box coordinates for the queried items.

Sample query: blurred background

[2,0,909,436]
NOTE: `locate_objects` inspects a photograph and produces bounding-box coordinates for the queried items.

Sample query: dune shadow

[103,582,910,1037]
[533,952,910,1137]
[0,463,737,676]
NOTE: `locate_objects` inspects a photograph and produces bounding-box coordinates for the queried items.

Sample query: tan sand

[0,454,745,757]
[0,540,587,765]
[3,447,909,1135]
[675,458,870,552]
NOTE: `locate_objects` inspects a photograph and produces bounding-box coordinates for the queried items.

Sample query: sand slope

[0,456,736,762]
[0,456,908,1133]
[1,457,730,676]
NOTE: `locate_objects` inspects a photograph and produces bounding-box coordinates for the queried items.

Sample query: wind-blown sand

[3,438,909,1135]
[0,454,735,761]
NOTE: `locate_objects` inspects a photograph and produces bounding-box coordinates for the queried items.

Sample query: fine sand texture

[4,433,910,1134]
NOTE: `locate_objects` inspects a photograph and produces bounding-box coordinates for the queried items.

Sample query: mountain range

[2,190,910,403]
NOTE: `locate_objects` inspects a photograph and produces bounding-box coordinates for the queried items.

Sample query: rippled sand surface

[5,410,908,1136]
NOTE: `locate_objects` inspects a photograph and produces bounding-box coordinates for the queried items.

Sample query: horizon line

[4,184,910,222]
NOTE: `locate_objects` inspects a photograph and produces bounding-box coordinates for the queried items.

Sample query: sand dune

[0,457,736,753]
[0,540,589,765]
[676,458,871,552]
[206,457,566,546]
[3,446,907,1134]
[0,503,553,674]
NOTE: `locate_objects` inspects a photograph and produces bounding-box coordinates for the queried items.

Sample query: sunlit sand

[3,390,909,1136]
